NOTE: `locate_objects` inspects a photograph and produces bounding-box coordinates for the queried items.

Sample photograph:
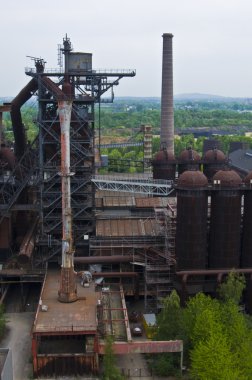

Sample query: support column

[58,99,77,303]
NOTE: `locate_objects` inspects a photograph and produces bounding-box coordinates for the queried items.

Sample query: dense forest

[2,97,252,173]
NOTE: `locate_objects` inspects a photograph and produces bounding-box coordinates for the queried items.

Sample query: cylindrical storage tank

[152,149,176,180]
[241,171,252,267]
[209,170,242,268]
[178,148,201,175]
[175,170,208,270]
[203,148,227,180]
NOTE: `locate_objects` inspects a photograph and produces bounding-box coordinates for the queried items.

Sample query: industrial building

[0,33,252,377]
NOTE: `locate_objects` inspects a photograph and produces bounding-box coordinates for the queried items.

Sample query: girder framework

[92,175,174,196]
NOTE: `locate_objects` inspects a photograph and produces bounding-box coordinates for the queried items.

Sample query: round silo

[175,170,208,270]
[203,148,227,181]
[209,170,242,269]
[178,147,201,175]
[152,148,176,180]
[241,171,252,267]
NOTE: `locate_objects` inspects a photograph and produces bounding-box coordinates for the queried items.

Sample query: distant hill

[115,94,252,103]
[175,93,252,102]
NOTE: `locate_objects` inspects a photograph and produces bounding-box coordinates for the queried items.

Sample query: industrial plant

[0,33,251,378]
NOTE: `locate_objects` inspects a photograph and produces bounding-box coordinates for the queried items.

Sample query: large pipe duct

[18,218,38,265]
[160,33,174,155]
[10,78,38,158]
[58,93,77,303]
[74,255,136,264]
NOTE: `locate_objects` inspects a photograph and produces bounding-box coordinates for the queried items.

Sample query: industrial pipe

[177,268,252,285]
[92,272,139,278]
[10,78,38,158]
[18,218,38,265]
[74,255,137,264]
[57,94,77,303]
[160,33,174,155]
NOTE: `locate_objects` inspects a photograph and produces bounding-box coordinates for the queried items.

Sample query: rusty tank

[203,148,227,180]
[177,147,201,175]
[152,148,176,180]
[241,171,252,267]
[209,170,242,269]
[175,170,208,270]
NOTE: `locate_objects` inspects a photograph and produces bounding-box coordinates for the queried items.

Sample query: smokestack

[160,33,174,155]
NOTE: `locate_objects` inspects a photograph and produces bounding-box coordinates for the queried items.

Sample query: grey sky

[1,0,252,98]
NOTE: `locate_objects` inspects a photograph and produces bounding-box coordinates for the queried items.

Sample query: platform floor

[33,270,100,334]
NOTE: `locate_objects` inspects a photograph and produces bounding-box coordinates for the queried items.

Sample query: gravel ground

[1,312,34,380]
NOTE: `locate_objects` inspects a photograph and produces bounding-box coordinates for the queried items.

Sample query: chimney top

[162,33,173,38]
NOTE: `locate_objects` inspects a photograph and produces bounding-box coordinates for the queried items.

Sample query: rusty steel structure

[203,148,227,180]
[57,96,77,303]
[209,170,242,269]
[2,31,252,378]
[175,171,208,271]
[177,148,201,175]
[0,35,135,267]
[241,172,252,267]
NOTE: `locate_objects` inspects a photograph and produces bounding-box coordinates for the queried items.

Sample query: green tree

[156,290,182,341]
[190,333,244,380]
[103,335,124,380]
[217,271,246,304]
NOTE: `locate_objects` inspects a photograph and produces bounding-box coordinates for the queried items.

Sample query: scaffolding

[144,205,176,312]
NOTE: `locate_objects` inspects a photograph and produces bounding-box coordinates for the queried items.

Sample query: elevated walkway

[92,175,174,196]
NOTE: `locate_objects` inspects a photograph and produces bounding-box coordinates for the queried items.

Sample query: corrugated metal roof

[135,197,170,208]
[103,196,136,207]
[96,218,158,237]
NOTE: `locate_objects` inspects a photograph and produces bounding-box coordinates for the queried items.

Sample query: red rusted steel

[74,255,134,264]
[10,78,38,158]
[152,148,176,180]
[203,148,227,180]
[92,272,138,278]
[57,95,77,303]
[0,147,15,170]
[98,340,183,354]
[35,353,98,377]
[209,170,242,269]
[177,268,252,277]
[18,218,38,264]
[176,171,208,270]
[41,77,65,98]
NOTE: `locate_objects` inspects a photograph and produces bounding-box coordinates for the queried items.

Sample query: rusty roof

[96,218,159,237]
[33,270,100,334]
[102,196,136,207]
[135,197,171,208]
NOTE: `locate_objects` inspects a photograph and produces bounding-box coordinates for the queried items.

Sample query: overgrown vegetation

[153,272,252,379]
[103,335,125,380]
[0,305,6,340]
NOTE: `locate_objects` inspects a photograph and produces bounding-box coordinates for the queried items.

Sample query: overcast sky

[1,0,252,98]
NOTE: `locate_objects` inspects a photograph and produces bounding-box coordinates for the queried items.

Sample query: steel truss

[92,175,174,195]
